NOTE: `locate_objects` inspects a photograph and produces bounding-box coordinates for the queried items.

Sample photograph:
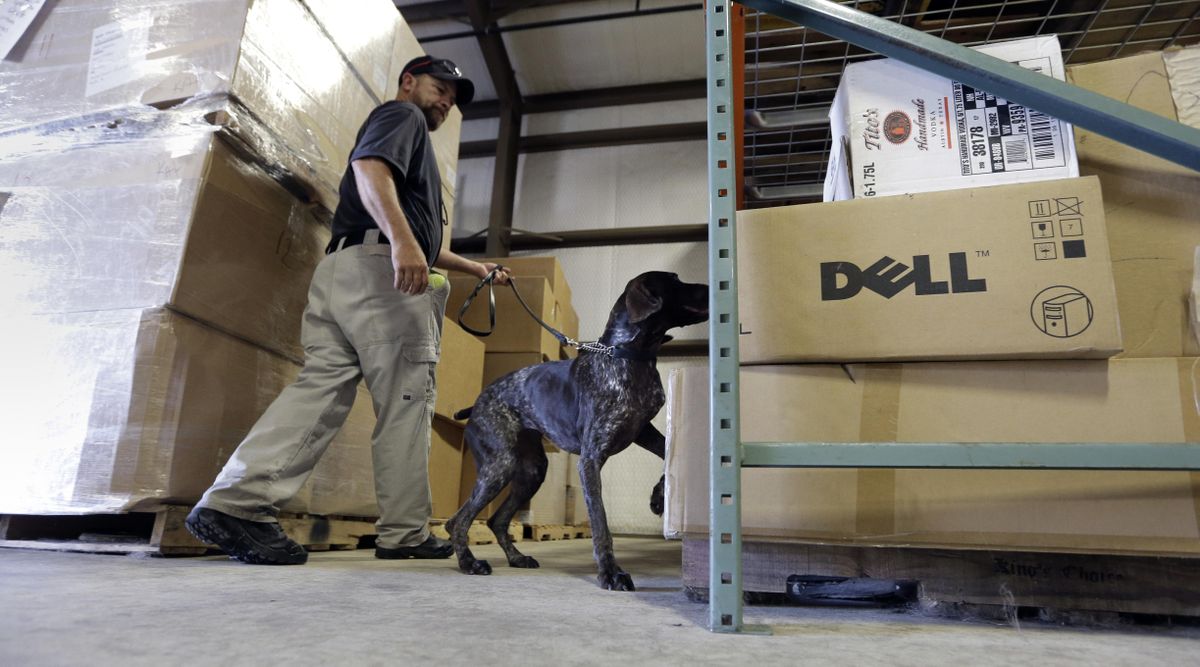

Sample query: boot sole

[185,512,307,565]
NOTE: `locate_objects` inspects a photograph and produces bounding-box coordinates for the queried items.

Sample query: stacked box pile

[0,0,467,519]
[665,45,1200,561]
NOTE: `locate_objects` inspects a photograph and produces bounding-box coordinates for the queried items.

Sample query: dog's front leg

[578,453,635,591]
[634,423,666,516]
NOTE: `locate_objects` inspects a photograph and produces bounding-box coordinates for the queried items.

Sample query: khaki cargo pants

[198,233,448,550]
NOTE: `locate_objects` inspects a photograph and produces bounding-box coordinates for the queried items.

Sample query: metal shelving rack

[705,0,1200,634]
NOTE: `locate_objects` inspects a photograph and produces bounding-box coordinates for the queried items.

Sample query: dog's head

[603,271,709,347]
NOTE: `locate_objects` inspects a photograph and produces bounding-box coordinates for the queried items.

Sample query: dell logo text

[820,253,987,300]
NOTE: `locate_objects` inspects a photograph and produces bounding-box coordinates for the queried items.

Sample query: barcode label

[953,55,1069,175]
[1004,137,1030,166]
[1030,111,1057,161]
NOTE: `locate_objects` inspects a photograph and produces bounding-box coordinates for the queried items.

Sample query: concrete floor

[1,537,1197,666]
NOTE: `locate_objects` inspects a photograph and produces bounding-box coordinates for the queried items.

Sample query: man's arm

[352,157,428,295]
[434,249,510,285]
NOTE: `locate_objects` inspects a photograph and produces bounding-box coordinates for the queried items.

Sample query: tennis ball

[429,273,446,289]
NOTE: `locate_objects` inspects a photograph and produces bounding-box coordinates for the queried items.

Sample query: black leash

[457,267,656,361]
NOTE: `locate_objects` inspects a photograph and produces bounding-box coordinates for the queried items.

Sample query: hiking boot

[375,534,454,560]
[185,506,307,565]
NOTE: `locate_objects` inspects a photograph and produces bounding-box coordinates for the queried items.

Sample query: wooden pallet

[428,519,521,545]
[526,523,592,541]
[0,506,379,556]
[681,537,1200,618]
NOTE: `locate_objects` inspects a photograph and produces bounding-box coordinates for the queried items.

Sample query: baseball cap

[401,56,475,107]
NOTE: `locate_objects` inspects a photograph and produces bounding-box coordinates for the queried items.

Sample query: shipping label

[953,57,1069,176]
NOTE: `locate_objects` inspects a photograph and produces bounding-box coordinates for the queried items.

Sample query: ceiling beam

[397,0,600,24]
[395,0,463,23]
[464,0,524,257]
[419,3,702,42]
[465,0,523,109]
[459,122,707,158]
[462,79,707,120]
[451,224,707,253]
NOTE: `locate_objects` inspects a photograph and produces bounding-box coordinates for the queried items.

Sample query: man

[185,56,508,565]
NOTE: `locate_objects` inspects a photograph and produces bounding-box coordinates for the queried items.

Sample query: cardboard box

[440,184,457,254]
[560,302,581,351]
[299,0,405,102]
[451,255,575,344]
[824,35,1078,201]
[565,453,589,525]
[737,177,1122,363]
[483,352,552,386]
[0,0,461,212]
[664,360,1200,556]
[431,108,463,209]
[459,256,572,304]
[0,0,390,210]
[447,276,562,358]
[0,119,327,361]
[458,448,501,519]
[516,450,570,526]
[428,420,465,519]
[0,308,376,516]
[565,486,588,526]
[0,118,328,362]
[434,319,485,424]
[1066,47,1200,358]
[453,255,576,350]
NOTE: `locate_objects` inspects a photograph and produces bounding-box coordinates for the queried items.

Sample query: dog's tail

[453,407,473,420]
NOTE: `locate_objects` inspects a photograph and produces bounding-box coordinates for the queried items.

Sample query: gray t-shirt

[331,100,444,265]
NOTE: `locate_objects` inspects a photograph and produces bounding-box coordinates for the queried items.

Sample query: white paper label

[1164,46,1200,130]
[1191,246,1200,351]
[0,0,47,59]
[85,18,149,97]
[952,57,1069,176]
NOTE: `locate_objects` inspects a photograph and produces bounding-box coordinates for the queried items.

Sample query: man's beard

[422,106,443,131]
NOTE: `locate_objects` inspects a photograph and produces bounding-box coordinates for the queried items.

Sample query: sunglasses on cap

[401,56,475,107]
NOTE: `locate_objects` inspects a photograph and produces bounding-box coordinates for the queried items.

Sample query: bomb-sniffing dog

[449,271,708,590]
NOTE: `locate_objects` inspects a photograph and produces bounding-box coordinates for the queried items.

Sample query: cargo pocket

[403,343,440,410]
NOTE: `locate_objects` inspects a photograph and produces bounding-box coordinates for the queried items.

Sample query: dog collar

[579,341,657,362]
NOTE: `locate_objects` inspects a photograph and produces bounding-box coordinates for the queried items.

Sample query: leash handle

[456,266,502,336]
[456,266,572,346]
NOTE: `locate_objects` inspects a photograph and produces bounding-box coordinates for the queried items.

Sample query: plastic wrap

[0,307,378,515]
[0,0,405,212]
[0,106,329,362]
[0,1,246,128]
[300,0,404,102]
[661,368,683,540]
[1164,45,1200,130]
[0,0,428,518]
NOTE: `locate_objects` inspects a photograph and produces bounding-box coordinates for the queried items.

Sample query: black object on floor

[786,575,919,606]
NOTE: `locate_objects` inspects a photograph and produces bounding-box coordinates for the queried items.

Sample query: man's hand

[481,262,511,285]
[392,240,429,294]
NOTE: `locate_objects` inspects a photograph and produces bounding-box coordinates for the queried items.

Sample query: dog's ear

[624,278,662,323]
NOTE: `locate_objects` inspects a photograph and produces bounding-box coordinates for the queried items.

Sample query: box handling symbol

[1042,293,1090,337]
[1031,286,1094,338]
[1054,197,1081,216]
